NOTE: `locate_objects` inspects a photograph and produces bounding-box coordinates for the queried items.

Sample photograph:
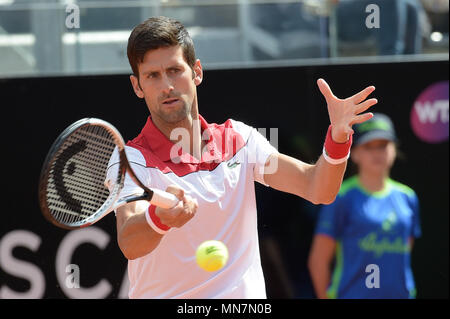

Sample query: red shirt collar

[136,114,222,164]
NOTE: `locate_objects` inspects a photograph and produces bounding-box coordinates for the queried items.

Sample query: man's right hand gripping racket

[38,118,179,229]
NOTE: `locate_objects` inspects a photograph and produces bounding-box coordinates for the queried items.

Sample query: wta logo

[410,81,449,143]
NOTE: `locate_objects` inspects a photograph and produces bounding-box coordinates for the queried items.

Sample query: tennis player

[308,113,421,299]
[105,16,378,299]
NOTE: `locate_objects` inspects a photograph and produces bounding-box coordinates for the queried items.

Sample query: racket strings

[45,124,120,226]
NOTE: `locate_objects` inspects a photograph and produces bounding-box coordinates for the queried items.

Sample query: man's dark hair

[127,16,196,77]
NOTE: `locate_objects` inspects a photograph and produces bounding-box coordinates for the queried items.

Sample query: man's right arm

[116,200,164,260]
[116,186,198,260]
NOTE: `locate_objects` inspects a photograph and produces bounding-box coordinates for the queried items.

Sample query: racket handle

[150,188,180,209]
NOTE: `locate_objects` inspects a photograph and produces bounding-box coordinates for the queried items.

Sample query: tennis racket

[38,118,179,229]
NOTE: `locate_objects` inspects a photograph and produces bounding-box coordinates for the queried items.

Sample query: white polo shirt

[105,115,278,299]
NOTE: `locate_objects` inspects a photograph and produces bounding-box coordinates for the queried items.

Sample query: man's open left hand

[317,78,378,143]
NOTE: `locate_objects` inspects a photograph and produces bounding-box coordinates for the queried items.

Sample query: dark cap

[353,113,397,146]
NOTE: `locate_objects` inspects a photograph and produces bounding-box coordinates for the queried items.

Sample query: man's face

[131,45,202,124]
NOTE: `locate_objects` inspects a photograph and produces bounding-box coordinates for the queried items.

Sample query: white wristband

[322,147,350,165]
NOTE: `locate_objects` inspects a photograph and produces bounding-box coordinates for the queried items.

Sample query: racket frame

[38,118,155,229]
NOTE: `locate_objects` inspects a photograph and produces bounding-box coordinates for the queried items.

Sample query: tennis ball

[196,240,229,272]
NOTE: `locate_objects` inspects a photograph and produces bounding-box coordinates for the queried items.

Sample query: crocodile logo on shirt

[227,161,241,169]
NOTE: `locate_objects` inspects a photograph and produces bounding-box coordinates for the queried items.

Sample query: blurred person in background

[308,113,422,299]
[333,0,426,55]
[248,1,329,60]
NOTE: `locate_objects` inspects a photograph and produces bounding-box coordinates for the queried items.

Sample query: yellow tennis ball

[196,240,229,272]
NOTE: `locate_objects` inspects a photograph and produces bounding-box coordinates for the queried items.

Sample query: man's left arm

[263,153,345,204]
[263,79,377,204]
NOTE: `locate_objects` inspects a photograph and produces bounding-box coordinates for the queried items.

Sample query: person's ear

[192,59,203,86]
[130,74,145,99]
[392,142,397,158]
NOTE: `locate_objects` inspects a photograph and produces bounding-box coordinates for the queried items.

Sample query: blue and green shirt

[315,176,421,299]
